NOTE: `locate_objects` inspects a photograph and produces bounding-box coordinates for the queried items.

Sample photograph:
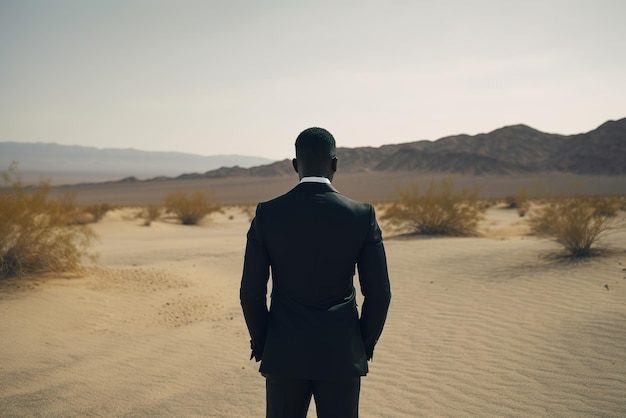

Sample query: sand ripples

[360,235,626,417]
[1,210,625,416]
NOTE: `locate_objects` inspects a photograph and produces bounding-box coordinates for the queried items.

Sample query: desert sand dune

[1,206,625,417]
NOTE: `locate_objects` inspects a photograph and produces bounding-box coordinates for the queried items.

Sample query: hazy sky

[1,0,624,160]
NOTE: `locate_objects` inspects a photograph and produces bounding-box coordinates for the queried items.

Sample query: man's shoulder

[256,184,375,221]
[262,185,370,206]
[257,187,297,208]
[331,192,373,212]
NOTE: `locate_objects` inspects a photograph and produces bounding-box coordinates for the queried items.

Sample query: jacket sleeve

[240,204,271,361]
[357,205,391,360]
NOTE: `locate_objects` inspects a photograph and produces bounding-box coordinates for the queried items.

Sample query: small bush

[164,190,220,225]
[0,164,97,278]
[586,196,621,217]
[83,203,114,223]
[141,203,162,226]
[528,196,624,257]
[382,178,485,236]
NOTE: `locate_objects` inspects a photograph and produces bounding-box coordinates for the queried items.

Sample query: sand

[1,205,625,417]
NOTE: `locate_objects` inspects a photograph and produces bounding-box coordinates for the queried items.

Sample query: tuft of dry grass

[619,196,626,212]
[0,163,97,279]
[164,190,220,225]
[586,196,622,217]
[528,196,624,258]
[140,203,163,226]
[381,178,485,236]
[83,203,115,223]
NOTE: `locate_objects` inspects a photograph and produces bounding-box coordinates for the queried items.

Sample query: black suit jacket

[240,182,391,379]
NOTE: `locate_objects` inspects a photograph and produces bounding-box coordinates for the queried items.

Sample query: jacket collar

[294,180,339,194]
[299,176,331,184]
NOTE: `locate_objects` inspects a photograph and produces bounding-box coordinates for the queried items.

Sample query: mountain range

[178,117,625,179]
[2,117,625,185]
[0,142,273,184]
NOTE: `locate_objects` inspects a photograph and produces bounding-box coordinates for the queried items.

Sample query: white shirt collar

[299,176,331,184]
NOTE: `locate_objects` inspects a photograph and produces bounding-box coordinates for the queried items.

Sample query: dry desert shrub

[382,178,485,236]
[528,196,624,257]
[0,164,97,278]
[586,196,622,217]
[164,190,220,225]
[140,203,163,226]
[83,202,114,223]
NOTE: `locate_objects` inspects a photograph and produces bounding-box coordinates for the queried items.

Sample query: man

[240,127,391,417]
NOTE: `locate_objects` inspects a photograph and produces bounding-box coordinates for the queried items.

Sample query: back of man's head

[295,127,336,165]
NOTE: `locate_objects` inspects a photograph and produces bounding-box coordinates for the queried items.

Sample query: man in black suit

[240,127,391,417]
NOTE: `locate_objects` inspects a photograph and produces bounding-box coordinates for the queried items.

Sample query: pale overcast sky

[1,0,624,160]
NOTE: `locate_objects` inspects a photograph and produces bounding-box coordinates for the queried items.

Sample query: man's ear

[331,157,338,173]
[292,158,299,173]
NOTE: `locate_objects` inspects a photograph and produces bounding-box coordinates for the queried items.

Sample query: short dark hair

[295,127,336,164]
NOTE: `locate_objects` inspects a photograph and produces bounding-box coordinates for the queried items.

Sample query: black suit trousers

[266,374,360,418]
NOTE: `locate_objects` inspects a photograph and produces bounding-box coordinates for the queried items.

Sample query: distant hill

[3,117,624,186]
[545,119,626,175]
[175,117,626,179]
[0,142,274,184]
[373,149,532,175]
